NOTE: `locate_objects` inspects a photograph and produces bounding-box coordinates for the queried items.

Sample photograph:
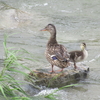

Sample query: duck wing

[69,50,83,61]
[52,44,70,62]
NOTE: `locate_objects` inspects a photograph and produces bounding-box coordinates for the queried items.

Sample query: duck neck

[82,48,88,58]
[47,31,58,46]
[81,48,85,52]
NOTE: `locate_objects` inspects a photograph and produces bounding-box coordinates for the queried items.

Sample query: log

[25,63,89,88]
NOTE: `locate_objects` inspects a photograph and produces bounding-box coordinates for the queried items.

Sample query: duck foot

[74,63,78,70]
[49,70,55,73]
[56,68,64,72]
[74,66,82,71]
[49,65,56,73]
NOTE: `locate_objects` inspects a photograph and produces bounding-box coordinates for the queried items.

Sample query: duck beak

[40,28,47,31]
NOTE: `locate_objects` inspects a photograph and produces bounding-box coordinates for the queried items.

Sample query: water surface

[0,0,100,100]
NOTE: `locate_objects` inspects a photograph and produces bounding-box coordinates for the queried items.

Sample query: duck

[69,43,88,69]
[40,24,70,73]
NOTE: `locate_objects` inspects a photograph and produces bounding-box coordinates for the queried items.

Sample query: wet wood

[25,63,89,88]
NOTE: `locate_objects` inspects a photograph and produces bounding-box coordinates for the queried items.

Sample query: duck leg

[49,65,55,73]
[74,62,77,69]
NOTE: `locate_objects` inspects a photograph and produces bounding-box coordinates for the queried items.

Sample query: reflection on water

[0,0,100,100]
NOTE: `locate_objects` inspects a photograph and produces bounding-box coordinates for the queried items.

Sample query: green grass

[0,33,79,100]
[0,34,34,100]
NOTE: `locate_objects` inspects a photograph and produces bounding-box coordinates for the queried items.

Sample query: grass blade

[0,85,8,100]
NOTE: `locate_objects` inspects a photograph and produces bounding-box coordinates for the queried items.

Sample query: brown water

[0,0,100,100]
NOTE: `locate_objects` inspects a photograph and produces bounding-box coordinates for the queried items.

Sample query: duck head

[40,24,56,35]
[81,43,86,50]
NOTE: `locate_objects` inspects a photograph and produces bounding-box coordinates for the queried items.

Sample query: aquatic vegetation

[0,34,32,100]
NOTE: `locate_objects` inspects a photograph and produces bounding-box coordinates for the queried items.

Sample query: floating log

[25,63,89,88]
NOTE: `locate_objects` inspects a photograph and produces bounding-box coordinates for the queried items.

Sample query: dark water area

[0,0,100,100]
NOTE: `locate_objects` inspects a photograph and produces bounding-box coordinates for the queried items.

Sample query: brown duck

[69,43,88,69]
[40,24,70,72]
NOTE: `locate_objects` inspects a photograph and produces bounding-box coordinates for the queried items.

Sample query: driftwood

[25,63,89,88]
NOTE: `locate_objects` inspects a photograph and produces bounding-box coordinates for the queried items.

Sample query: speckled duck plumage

[69,43,88,69]
[41,24,70,72]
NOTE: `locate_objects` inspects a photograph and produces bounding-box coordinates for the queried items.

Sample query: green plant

[0,34,34,100]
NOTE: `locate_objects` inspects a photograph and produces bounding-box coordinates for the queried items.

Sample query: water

[0,0,100,100]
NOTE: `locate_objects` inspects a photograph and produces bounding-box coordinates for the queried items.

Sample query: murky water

[0,0,100,100]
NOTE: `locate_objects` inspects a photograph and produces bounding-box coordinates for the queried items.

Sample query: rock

[25,63,89,88]
[0,2,33,29]
[0,8,18,29]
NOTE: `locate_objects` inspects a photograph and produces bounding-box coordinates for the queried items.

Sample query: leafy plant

[0,34,33,100]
